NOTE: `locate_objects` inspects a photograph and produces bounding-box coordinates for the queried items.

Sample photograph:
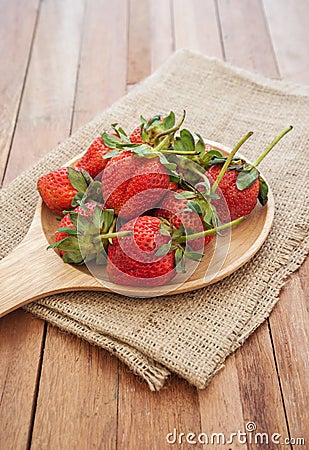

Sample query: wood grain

[29,1,129,448]
[0,1,86,448]
[3,0,85,185]
[268,261,309,444]
[198,355,248,450]
[117,366,203,450]
[127,0,151,84]
[217,0,278,76]
[235,323,290,450]
[173,0,222,57]
[72,0,128,130]
[30,327,119,450]
[0,0,40,182]
[0,311,45,450]
[149,0,174,71]
[217,1,308,447]
[263,0,309,83]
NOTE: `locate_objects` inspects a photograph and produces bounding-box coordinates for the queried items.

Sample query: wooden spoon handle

[0,212,102,318]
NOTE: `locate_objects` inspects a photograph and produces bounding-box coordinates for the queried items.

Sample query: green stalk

[100,231,133,240]
[154,110,186,152]
[178,217,244,243]
[160,149,199,155]
[211,131,253,192]
[253,125,293,167]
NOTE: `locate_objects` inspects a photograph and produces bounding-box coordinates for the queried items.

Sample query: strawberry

[167,181,178,191]
[129,125,144,144]
[49,202,114,264]
[154,189,214,251]
[76,136,113,178]
[207,165,260,220]
[106,216,176,287]
[102,151,170,220]
[38,166,103,216]
[105,215,244,287]
[38,167,83,215]
[207,126,293,221]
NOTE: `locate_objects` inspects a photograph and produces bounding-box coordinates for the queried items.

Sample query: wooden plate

[0,139,274,317]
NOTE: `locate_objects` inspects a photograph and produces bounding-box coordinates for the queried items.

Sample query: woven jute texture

[1,50,308,391]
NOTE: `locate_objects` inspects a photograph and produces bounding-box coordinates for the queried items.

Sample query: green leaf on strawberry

[236,166,259,190]
[258,175,269,206]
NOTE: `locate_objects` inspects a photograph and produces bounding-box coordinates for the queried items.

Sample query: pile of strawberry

[37,111,292,287]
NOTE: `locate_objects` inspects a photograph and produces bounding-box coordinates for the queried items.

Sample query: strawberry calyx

[172,129,223,171]
[67,167,103,207]
[139,111,180,146]
[101,112,198,176]
[48,204,116,265]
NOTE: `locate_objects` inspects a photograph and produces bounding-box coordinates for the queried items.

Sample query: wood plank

[261,0,309,442]
[3,0,85,185]
[0,0,40,182]
[1,0,86,447]
[127,0,173,82]
[30,2,129,448]
[117,365,203,450]
[268,262,309,444]
[217,0,278,77]
[0,311,45,450]
[127,0,151,84]
[216,1,308,445]
[72,0,128,130]
[149,0,174,71]
[235,323,290,449]
[30,327,118,450]
[198,355,248,450]
[263,0,309,83]
[173,0,222,57]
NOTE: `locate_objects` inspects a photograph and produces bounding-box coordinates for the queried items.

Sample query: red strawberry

[207,126,293,221]
[207,166,259,220]
[105,214,243,287]
[154,189,213,251]
[167,181,178,191]
[76,136,114,178]
[102,151,170,220]
[37,167,88,215]
[129,125,144,144]
[106,216,176,287]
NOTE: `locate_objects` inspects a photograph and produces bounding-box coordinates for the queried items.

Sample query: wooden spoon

[0,140,274,318]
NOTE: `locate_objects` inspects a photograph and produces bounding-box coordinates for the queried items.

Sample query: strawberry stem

[253,125,293,167]
[100,231,133,240]
[178,217,245,243]
[154,110,186,152]
[211,131,253,193]
[160,149,198,155]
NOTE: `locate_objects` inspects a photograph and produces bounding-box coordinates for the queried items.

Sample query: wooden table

[1,1,308,449]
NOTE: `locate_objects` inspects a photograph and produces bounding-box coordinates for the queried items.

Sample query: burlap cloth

[1,50,308,390]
